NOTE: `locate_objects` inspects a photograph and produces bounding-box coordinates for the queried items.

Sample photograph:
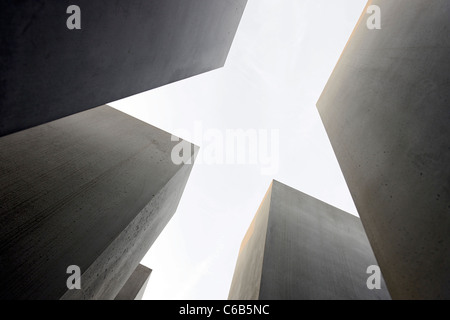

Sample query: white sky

[110,0,367,300]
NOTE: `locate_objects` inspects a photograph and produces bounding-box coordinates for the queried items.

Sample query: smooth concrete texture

[0,0,247,137]
[317,0,450,299]
[228,184,272,300]
[115,264,151,300]
[0,105,197,299]
[229,180,390,300]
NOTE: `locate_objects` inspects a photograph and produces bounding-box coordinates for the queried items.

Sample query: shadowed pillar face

[0,0,248,137]
[115,264,152,300]
[229,180,390,300]
[317,0,450,299]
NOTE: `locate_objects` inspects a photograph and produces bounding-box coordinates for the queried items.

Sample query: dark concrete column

[115,264,152,300]
[0,0,247,137]
[317,0,450,299]
[228,181,390,300]
[0,105,198,300]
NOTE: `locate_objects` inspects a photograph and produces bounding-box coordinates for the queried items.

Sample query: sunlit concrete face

[228,184,273,300]
[229,181,390,300]
[0,106,197,299]
[0,0,248,137]
[317,0,450,299]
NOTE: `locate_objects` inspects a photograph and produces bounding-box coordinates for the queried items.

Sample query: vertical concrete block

[229,181,390,300]
[317,0,450,299]
[0,105,197,299]
[115,264,152,300]
[0,0,248,136]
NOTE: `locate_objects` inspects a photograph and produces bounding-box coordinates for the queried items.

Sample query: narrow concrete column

[115,264,152,300]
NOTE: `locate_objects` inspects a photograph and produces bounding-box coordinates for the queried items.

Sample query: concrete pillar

[115,264,152,300]
[0,0,247,137]
[228,181,390,300]
[317,0,450,299]
[0,105,197,299]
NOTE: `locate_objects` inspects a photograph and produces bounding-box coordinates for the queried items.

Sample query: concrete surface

[0,0,247,137]
[229,180,390,300]
[114,264,151,300]
[228,184,272,300]
[317,0,450,299]
[0,105,197,299]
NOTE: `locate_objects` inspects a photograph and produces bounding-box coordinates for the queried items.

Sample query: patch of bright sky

[110,0,367,300]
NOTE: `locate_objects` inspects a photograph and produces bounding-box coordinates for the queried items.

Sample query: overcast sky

[110,0,367,300]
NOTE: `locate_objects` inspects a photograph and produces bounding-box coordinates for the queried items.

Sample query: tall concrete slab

[0,105,198,300]
[115,264,152,300]
[228,181,390,300]
[316,0,450,299]
[0,0,247,137]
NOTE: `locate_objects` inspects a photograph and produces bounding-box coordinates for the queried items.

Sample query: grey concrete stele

[317,0,450,299]
[0,105,198,300]
[0,0,248,137]
[228,181,390,300]
[115,264,152,300]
